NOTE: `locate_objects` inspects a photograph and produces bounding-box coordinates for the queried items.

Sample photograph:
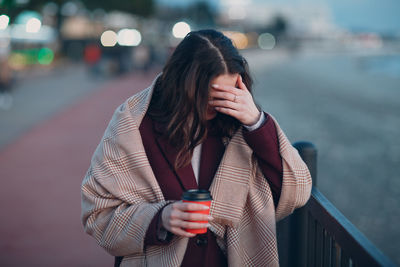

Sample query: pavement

[0,69,159,266]
[0,63,107,149]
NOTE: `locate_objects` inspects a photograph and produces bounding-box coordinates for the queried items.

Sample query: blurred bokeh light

[223,31,248,49]
[0,14,10,30]
[37,47,54,65]
[25,18,41,33]
[172,21,191,38]
[258,33,276,50]
[100,30,117,47]
[117,28,141,46]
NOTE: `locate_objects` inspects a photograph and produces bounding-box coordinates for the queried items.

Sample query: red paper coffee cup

[182,189,212,234]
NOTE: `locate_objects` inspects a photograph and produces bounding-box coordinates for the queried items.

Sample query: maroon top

[135,113,283,267]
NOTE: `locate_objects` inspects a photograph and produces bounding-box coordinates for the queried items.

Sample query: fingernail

[203,205,210,210]
[212,84,218,88]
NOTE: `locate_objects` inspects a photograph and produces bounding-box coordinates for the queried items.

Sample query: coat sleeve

[82,171,168,256]
[144,204,174,246]
[81,100,170,257]
[270,116,313,221]
[243,114,283,208]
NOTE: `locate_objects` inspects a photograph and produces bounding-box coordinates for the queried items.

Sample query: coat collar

[132,73,199,192]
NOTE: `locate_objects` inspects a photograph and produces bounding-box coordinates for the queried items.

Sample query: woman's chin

[206,109,217,120]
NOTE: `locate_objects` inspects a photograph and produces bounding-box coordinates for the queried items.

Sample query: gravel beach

[244,48,400,264]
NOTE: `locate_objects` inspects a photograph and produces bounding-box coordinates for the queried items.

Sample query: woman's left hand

[209,75,260,126]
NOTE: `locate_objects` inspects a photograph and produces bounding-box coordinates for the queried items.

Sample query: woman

[81,29,312,267]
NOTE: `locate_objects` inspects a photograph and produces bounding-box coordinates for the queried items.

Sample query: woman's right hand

[161,201,213,238]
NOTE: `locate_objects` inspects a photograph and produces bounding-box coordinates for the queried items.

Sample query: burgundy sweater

[115,113,283,267]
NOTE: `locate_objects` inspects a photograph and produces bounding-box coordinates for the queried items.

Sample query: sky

[157,0,400,34]
[288,0,400,33]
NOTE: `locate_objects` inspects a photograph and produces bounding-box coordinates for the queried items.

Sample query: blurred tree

[21,0,154,17]
[0,0,20,20]
[258,15,288,38]
[0,0,15,10]
[272,15,287,35]
[1,0,155,42]
[155,1,215,27]
[255,14,288,47]
[1,0,155,18]
[84,0,155,17]
[187,1,215,26]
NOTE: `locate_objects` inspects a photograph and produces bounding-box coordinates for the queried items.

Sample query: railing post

[277,141,317,267]
[292,141,317,267]
[293,141,317,186]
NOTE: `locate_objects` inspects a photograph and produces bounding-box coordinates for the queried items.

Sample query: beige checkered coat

[81,77,312,266]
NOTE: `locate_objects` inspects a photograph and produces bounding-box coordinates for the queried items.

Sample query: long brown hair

[148,29,253,169]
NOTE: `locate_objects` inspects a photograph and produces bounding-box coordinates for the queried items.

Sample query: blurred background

[0,0,399,266]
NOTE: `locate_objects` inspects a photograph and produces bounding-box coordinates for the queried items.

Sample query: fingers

[170,202,213,224]
[169,208,212,222]
[209,99,239,110]
[208,91,244,119]
[237,75,247,90]
[173,201,210,212]
[170,219,210,230]
[211,84,242,95]
[210,75,247,103]
[213,107,240,118]
[161,201,213,238]
[209,75,260,125]
[209,90,239,102]
[179,211,213,222]
[211,75,248,92]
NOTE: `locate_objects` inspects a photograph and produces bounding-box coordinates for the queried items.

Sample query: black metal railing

[277,141,396,267]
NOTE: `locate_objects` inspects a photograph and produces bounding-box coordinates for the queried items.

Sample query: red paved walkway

[0,71,158,266]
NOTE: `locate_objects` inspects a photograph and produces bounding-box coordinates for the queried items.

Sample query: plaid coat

[81,77,312,266]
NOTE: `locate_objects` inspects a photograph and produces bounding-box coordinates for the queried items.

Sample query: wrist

[244,110,261,127]
[244,111,265,132]
[157,205,173,241]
